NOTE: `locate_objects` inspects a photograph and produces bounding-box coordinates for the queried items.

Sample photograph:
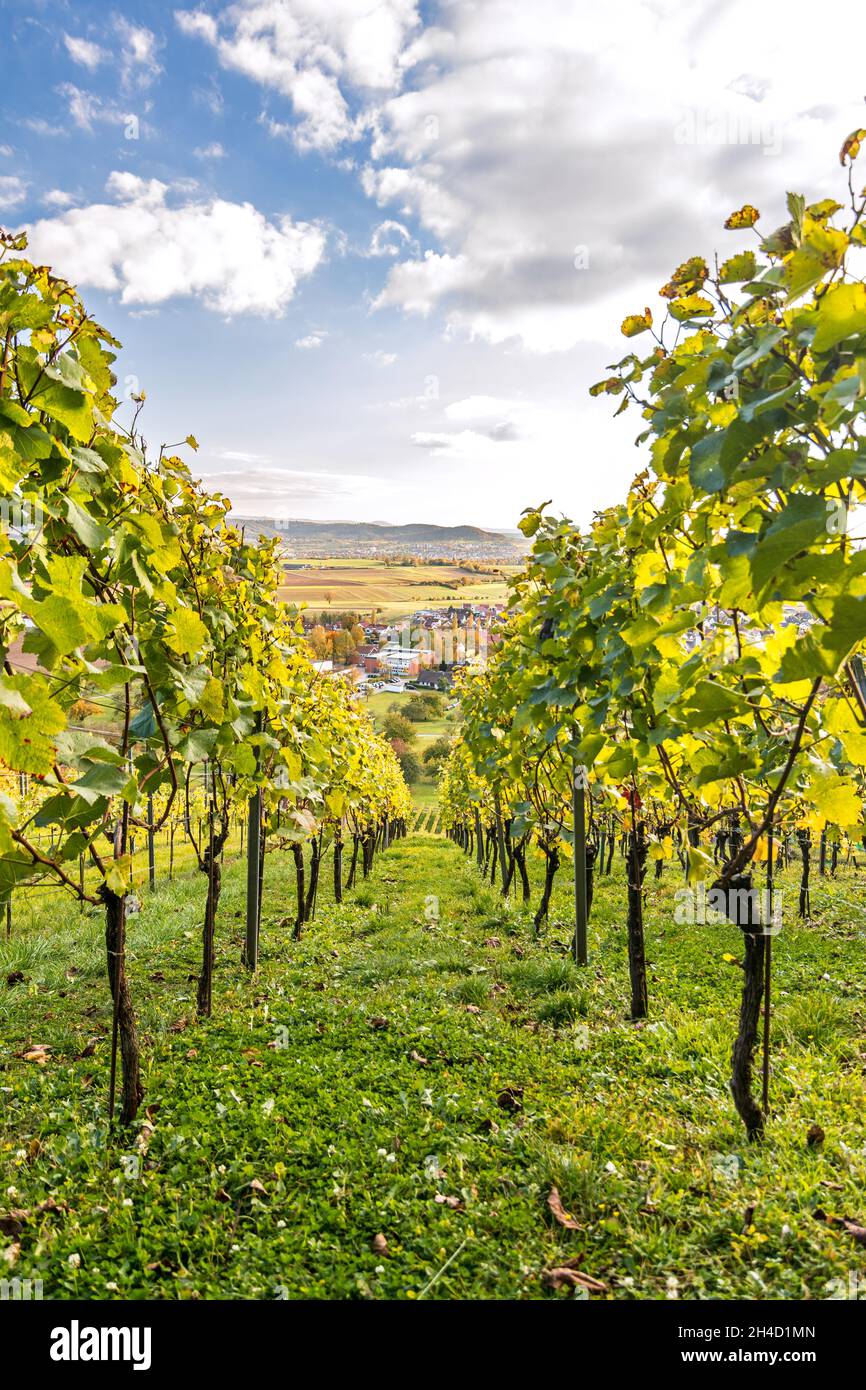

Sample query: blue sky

[2,1,865,527]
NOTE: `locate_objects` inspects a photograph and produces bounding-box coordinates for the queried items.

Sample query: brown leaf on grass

[7,971,24,987]
[76,1038,99,1060]
[248,1178,267,1197]
[434,1193,464,1211]
[0,1195,67,1237]
[215,1188,231,1203]
[149,971,166,982]
[2,1242,21,1269]
[168,1017,188,1034]
[484,937,501,948]
[814,1209,866,1244]
[806,1123,825,1148]
[465,1004,482,1015]
[546,1185,581,1231]
[26,1138,43,1164]
[371,1233,388,1255]
[65,966,79,979]
[368,1016,389,1030]
[185,1048,199,1060]
[497,1086,523,1113]
[22,1044,51,1064]
[742,1204,757,1233]
[409,1050,428,1065]
[541,1260,607,1294]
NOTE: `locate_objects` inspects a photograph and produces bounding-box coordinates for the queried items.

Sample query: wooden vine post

[572,760,588,966]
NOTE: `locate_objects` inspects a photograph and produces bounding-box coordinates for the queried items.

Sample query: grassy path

[1,833,864,1299]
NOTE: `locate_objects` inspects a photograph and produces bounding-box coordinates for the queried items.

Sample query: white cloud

[21,117,66,138]
[193,142,226,159]
[57,84,130,133]
[175,0,422,151]
[0,176,27,212]
[372,250,471,315]
[367,218,412,256]
[114,18,162,90]
[202,464,395,514]
[364,349,397,366]
[295,331,327,348]
[361,165,459,239]
[62,34,107,70]
[360,0,866,352]
[42,189,79,209]
[63,35,107,70]
[25,173,326,316]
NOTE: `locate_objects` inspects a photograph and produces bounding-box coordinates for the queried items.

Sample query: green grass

[1,835,864,1300]
[362,689,450,812]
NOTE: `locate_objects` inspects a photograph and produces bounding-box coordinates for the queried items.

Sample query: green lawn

[1,834,863,1299]
[363,689,451,808]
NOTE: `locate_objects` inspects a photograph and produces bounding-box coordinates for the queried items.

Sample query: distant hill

[233,517,509,544]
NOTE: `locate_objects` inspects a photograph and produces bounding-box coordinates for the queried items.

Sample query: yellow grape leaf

[166,608,208,658]
[621,308,653,338]
[724,204,760,230]
[840,129,866,165]
[104,855,133,896]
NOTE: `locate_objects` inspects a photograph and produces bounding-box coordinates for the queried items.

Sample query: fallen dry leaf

[0,1195,67,1237]
[465,1004,482,1014]
[541,1261,607,1294]
[497,1086,523,1113]
[434,1194,464,1211]
[368,1016,389,1030]
[814,1209,866,1245]
[22,1044,51,1064]
[484,937,501,948]
[409,1050,428,1065]
[806,1123,825,1148]
[168,1017,188,1034]
[185,1048,199,1060]
[371,1233,388,1255]
[248,1178,267,1197]
[2,1242,21,1269]
[547,1185,581,1231]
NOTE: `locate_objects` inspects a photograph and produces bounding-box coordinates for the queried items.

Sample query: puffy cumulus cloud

[361,164,459,239]
[25,172,326,316]
[0,175,27,211]
[175,0,421,152]
[365,0,866,351]
[42,189,79,209]
[372,250,471,315]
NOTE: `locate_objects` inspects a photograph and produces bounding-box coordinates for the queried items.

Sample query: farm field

[277,561,512,620]
[2,832,863,1300]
